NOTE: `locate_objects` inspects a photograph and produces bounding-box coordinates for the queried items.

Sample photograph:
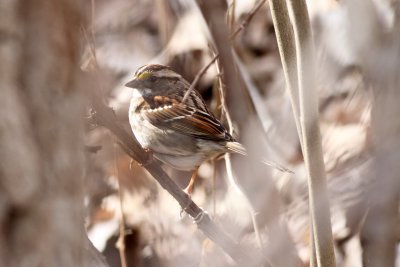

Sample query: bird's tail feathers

[226,142,247,156]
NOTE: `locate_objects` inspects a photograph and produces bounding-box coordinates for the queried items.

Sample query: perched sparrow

[125,64,245,194]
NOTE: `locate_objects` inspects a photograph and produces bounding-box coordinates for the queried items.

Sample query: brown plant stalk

[269,0,336,266]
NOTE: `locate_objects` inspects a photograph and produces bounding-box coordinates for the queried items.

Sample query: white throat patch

[131,88,151,98]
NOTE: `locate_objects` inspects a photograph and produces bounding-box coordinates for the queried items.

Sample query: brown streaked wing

[168,85,210,114]
[142,102,233,142]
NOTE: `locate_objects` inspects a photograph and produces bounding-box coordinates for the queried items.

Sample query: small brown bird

[126,64,246,194]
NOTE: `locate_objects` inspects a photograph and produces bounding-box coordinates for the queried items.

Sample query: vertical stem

[268,0,335,265]
[267,1,316,264]
[155,0,173,45]
[267,0,302,147]
[286,0,335,266]
[215,55,263,249]
[269,0,317,267]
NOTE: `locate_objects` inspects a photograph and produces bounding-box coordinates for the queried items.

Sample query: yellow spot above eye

[136,71,151,80]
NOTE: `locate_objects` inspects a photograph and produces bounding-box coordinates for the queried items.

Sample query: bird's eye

[149,76,157,82]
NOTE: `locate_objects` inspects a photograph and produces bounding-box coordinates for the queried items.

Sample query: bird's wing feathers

[142,102,233,142]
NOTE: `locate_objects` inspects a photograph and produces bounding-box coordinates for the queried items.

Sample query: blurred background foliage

[80,0,400,266]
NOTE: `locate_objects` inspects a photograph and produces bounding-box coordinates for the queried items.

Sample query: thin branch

[230,0,266,40]
[227,0,236,30]
[185,0,265,112]
[182,53,219,103]
[214,57,233,135]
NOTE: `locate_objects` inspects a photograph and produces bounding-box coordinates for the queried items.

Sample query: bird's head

[125,64,183,96]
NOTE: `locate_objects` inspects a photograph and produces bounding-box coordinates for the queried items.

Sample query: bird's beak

[125,79,139,88]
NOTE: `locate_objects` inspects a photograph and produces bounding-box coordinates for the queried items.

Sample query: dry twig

[184,0,266,107]
[230,0,267,40]
[182,53,219,103]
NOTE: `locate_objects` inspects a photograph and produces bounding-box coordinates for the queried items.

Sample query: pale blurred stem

[285,0,336,266]
[155,0,173,45]
[227,0,236,30]
[215,58,263,249]
[90,0,96,57]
